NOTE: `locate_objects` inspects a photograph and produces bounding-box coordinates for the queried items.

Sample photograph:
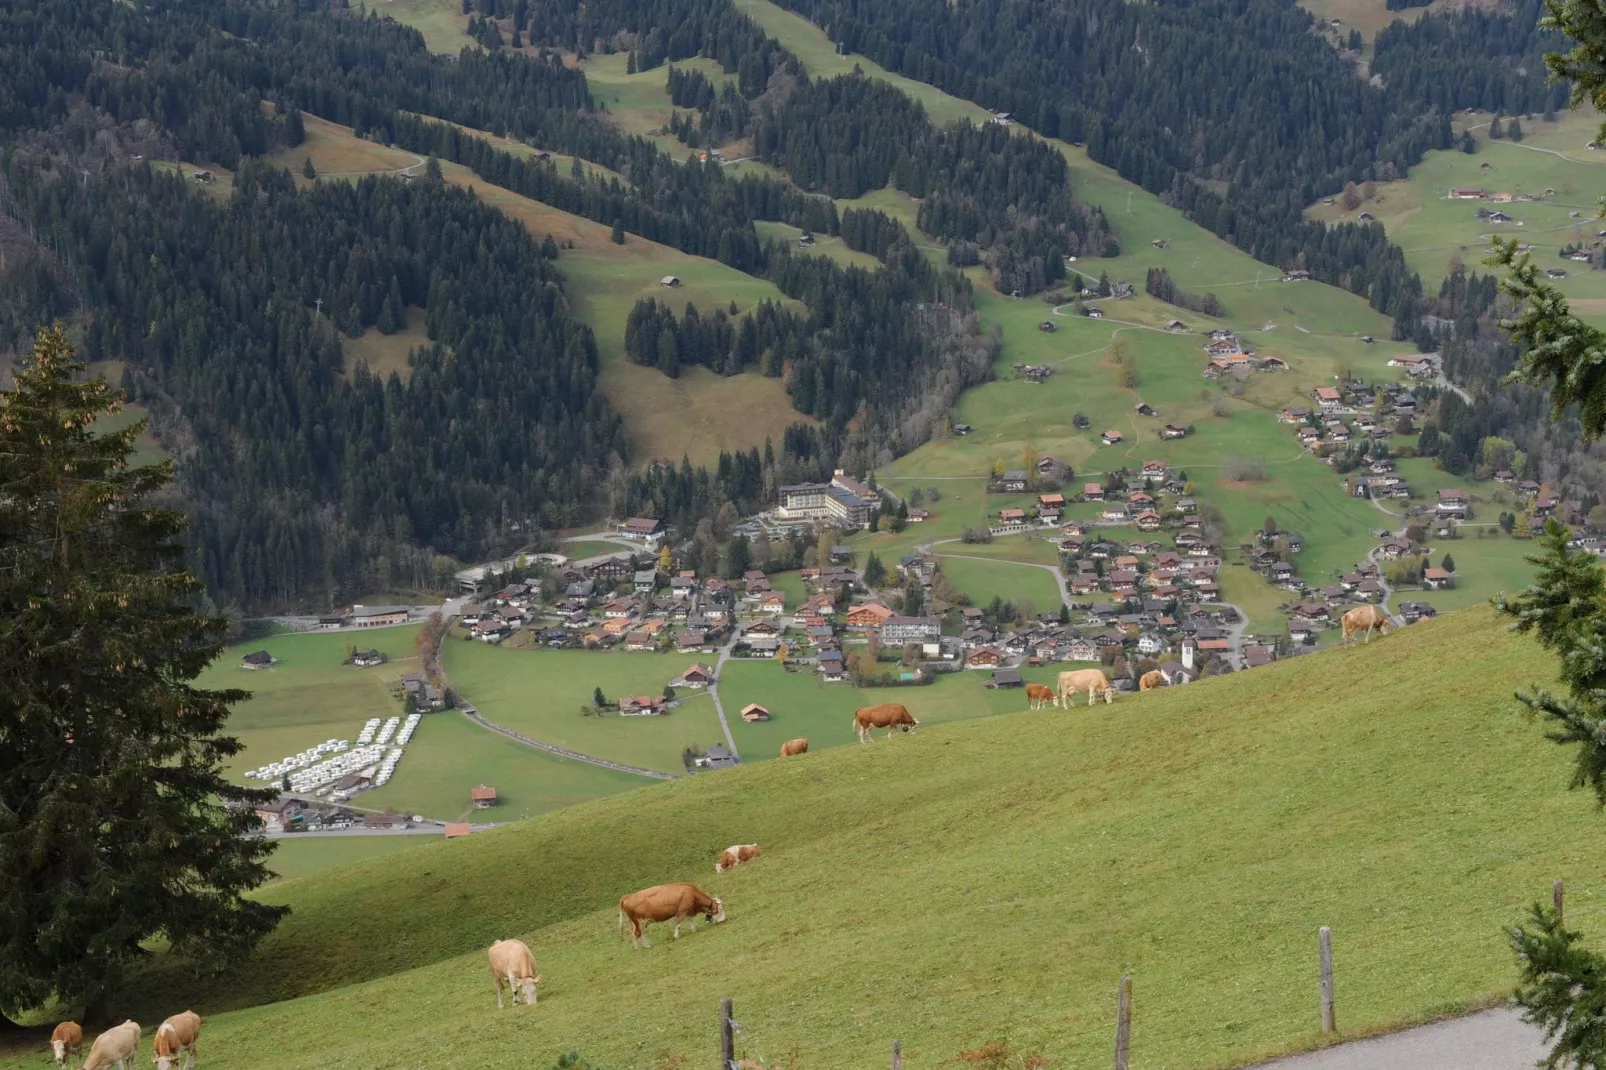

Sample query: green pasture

[67,607,1606,1070]
[441,642,730,773]
[933,554,1062,613]
[201,626,423,784]
[361,710,646,820]
[559,539,630,562]
[264,836,434,884]
[754,220,884,270]
[374,0,474,54]
[718,657,1078,758]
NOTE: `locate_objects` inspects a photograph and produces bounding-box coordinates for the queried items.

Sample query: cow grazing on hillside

[82,1021,140,1070]
[779,738,809,757]
[716,843,760,873]
[1341,604,1391,645]
[488,939,542,1008]
[1025,683,1056,709]
[852,703,919,743]
[50,1022,82,1067]
[1139,670,1166,692]
[619,882,726,948]
[152,1011,200,1070]
[1057,668,1114,707]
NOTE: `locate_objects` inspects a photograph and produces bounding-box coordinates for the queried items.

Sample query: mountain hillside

[13,607,1597,1070]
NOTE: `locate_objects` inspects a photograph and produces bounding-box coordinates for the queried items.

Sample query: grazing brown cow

[852,703,919,743]
[779,738,809,757]
[1025,683,1056,710]
[1139,670,1166,692]
[619,882,726,948]
[152,1011,200,1070]
[1341,604,1391,645]
[82,1021,140,1070]
[1057,668,1114,707]
[50,1022,82,1068]
[487,939,541,1008]
[716,843,760,873]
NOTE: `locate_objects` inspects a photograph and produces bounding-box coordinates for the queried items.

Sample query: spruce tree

[0,327,284,1022]
[611,218,626,245]
[301,157,317,180]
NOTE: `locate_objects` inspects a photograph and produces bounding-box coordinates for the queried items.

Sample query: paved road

[1247,1008,1546,1070]
[706,634,742,758]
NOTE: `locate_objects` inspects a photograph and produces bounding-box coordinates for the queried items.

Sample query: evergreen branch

[1511,903,1606,1069]
[1491,239,1606,439]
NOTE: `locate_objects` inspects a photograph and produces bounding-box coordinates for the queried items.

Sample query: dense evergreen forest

[1374,0,1570,117]
[2,160,621,608]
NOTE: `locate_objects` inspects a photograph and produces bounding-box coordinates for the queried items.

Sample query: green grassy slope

[54,607,1606,1070]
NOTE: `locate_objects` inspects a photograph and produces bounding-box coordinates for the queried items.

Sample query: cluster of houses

[458,558,756,654]
[1201,329,1290,378]
[1282,379,1420,455]
[1075,461,1197,532]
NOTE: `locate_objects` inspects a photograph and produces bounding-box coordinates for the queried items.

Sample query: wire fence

[701,881,1567,1069]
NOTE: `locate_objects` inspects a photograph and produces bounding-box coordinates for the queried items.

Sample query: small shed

[444,823,473,839]
[241,650,275,669]
[470,785,498,809]
[660,275,681,287]
[740,703,771,723]
[991,667,1024,689]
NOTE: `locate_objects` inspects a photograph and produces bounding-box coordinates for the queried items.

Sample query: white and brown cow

[1057,668,1114,707]
[619,882,726,948]
[152,1011,200,1070]
[715,844,760,874]
[779,738,809,757]
[1025,683,1056,710]
[50,1021,82,1068]
[1341,604,1391,645]
[487,939,542,1008]
[1139,670,1166,692]
[852,703,919,743]
[81,1021,140,1070]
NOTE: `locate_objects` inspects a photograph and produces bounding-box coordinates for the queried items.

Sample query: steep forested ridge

[2,160,621,607]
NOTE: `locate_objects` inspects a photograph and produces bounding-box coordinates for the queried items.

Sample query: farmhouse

[1160,424,1189,440]
[1082,483,1105,502]
[1452,187,1486,199]
[351,649,386,667]
[1313,386,1343,413]
[470,785,498,810]
[1423,567,1455,590]
[619,695,667,716]
[1101,429,1124,445]
[676,662,716,688]
[999,469,1029,492]
[1436,489,1469,513]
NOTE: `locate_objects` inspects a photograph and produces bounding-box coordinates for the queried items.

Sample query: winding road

[461,706,675,780]
[1248,1007,1544,1069]
[706,633,742,758]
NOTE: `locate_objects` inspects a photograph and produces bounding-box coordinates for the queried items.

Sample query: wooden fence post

[1114,975,1132,1070]
[720,998,734,1070]
[1555,879,1565,926]
[892,1038,902,1070]
[1319,926,1335,1034]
